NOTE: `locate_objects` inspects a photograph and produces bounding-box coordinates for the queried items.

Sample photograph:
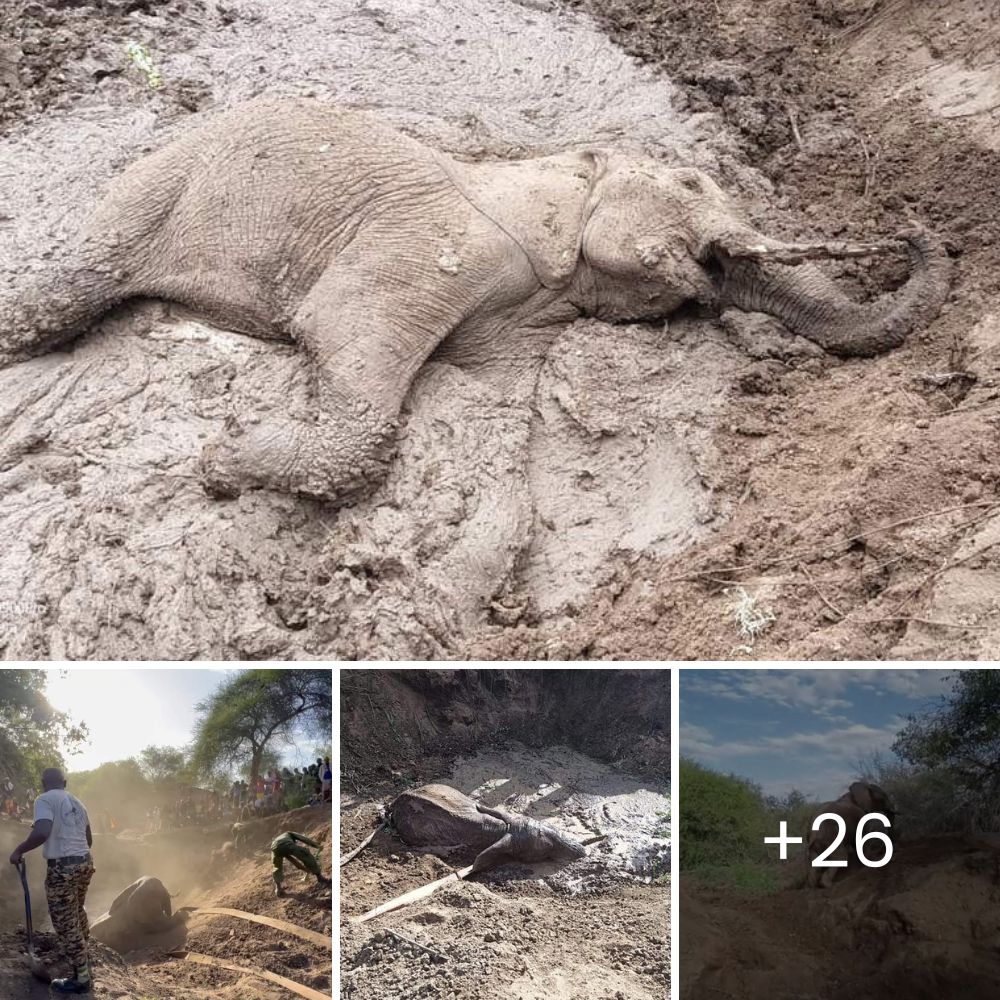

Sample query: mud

[2,0,768,660]
[682,836,1000,1000]
[5,0,992,659]
[341,744,669,999]
[488,0,1000,659]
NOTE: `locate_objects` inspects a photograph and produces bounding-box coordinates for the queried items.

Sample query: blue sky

[680,668,956,798]
[41,668,328,773]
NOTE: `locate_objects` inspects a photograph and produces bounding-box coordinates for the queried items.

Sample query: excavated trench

[340,669,670,1000]
[0,0,774,660]
[0,807,332,999]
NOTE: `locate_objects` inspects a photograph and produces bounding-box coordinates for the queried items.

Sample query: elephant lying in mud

[391,783,586,874]
[89,876,189,953]
[807,781,896,889]
[1,100,951,501]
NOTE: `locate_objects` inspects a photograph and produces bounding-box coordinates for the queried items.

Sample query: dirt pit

[2,0,770,661]
[4,0,994,659]
[0,805,331,1000]
[681,836,1000,1000]
[341,747,669,1000]
[340,670,670,1000]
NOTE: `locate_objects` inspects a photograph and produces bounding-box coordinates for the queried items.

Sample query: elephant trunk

[711,228,952,357]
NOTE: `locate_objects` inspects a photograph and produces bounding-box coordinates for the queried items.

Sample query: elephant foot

[200,408,397,503]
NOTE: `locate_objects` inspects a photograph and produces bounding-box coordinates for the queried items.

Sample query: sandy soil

[0,805,331,999]
[681,835,1000,999]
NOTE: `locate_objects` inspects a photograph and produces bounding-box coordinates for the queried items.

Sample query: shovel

[15,860,50,982]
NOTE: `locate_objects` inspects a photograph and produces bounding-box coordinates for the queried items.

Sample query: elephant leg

[200,218,532,501]
[0,253,130,368]
[199,259,452,501]
[471,834,514,875]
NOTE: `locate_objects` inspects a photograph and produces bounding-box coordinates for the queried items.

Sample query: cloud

[683,668,950,717]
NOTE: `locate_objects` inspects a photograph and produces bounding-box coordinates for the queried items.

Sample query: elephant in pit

[1,100,952,501]
[806,781,896,889]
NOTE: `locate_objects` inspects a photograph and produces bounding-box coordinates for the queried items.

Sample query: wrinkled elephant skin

[390,783,586,874]
[0,100,951,503]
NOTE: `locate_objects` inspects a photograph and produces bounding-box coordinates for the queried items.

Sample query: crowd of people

[0,777,37,820]
[141,757,332,830]
[228,757,332,817]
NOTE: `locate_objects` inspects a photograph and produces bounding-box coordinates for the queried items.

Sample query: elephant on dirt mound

[806,781,896,889]
[1,100,951,502]
[90,876,189,953]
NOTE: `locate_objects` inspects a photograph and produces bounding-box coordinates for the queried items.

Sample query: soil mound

[682,836,1000,1000]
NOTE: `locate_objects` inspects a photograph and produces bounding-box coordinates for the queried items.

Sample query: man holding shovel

[9,767,95,995]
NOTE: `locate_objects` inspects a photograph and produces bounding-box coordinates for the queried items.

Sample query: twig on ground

[786,104,804,152]
[798,562,845,619]
[851,615,990,631]
[381,928,448,963]
[339,822,386,868]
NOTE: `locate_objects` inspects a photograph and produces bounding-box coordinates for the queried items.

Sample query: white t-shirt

[33,789,90,860]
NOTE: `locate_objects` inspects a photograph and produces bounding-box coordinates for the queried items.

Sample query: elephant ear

[445,150,606,289]
[848,782,875,811]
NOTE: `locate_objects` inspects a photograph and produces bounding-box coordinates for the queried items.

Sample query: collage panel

[0,667,332,999]
[679,667,999,1000]
[339,667,671,1000]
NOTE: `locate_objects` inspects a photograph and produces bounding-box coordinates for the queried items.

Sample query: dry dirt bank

[340,669,669,1000]
[483,0,1000,659]
[682,835,1000,1000]
[0,805,332,999]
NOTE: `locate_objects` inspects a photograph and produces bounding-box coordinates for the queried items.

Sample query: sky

[41,668,329,773]
[680,668,956,798]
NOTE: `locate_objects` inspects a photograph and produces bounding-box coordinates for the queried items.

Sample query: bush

[856,753,1000,837]
[680,758,772,870]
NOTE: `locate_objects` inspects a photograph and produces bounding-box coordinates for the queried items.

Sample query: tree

[893,670,1000,795]
[138,745,189,788]
[0,670,86,786]
[70,759,154,827]
[189,670,331,785]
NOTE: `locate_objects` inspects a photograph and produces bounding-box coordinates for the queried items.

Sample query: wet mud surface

[1,0,757,659]
[341,744,669,1000]
[3,0,997,658]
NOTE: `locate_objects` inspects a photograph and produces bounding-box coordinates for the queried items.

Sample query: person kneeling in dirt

[271,831,331,897]
[90,876,188,954]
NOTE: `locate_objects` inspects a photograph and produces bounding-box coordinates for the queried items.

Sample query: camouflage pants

[45,858,95,970]
[271,844,321,886]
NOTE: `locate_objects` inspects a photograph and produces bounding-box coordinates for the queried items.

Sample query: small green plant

[125,41,163,90]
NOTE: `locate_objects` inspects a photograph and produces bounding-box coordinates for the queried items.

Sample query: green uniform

[270,831,323,888]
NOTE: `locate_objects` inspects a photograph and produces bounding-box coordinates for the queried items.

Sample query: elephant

[806,781,896,889]
[89,876,189,952]
[0,99,952,502]
[390,783,586,874]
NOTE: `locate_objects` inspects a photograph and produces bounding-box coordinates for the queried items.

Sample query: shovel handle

[15,860,34,941]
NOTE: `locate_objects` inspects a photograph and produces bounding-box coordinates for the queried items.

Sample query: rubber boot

[274,883,285,897]
[51,965,92,994]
